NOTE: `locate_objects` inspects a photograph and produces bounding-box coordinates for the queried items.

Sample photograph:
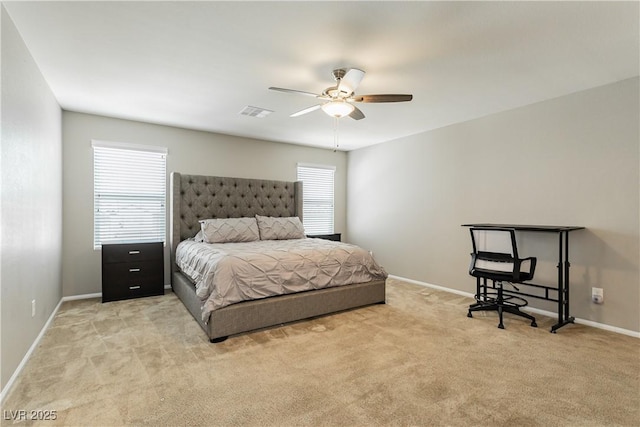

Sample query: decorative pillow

[255,215,306,240]
[193,230,204,242]
[199,217,260,244]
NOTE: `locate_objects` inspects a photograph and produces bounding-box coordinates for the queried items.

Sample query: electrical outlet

[592,287,604,304]
[31,299,36,317]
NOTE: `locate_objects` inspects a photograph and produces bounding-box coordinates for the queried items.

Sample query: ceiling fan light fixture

[321,100,354,118]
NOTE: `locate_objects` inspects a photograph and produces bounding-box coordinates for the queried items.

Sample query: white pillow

[255,215,305,240]
[199,217,260,243]
[193,230,204,242]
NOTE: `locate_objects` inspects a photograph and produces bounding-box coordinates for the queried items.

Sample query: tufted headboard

[169,172,303,271]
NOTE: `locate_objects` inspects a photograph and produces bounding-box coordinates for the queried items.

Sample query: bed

[169,172,387,342]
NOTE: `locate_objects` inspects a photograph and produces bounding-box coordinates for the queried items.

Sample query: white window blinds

[296,163,335,235]
[93,140,167,249]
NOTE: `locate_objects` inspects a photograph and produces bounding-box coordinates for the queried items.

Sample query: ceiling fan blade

[290,104,321,117]
[269,87,321,98]
[353,94,413,103]
[338,68,365,95]
[349,106,365,120]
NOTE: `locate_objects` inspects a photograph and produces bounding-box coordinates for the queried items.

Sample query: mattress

[176,237,388,321]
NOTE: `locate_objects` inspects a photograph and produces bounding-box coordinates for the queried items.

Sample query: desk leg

[551,232,564,332]
[551,231,575,333]
[563,231,575,326]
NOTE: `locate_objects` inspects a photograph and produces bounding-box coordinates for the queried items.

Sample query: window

[296,163,335,235]
[93,140,167,249]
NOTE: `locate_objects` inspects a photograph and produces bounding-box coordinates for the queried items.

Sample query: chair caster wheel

[531,322,538,328]
[467,312,473,318]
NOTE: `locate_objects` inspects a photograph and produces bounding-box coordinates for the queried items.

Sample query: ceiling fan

[269,68,413,120]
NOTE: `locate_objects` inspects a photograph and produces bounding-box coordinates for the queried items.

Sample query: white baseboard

[62,292,101,301]
[390,275,476,299]
[571,318,640,338]
[388,274,640,339]
[0,298,64,404]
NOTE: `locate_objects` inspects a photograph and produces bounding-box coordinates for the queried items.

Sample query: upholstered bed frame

[170,172,386,342]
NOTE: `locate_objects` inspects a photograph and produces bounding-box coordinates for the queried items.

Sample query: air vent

[239,106,273,118]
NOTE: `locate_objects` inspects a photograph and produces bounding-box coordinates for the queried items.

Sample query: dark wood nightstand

[307,233,341,242]
[101,242,164,302]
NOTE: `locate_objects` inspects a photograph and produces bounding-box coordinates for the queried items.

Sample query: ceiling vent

[239,106,273,118]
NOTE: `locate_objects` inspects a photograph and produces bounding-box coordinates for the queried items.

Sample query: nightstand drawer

[307,233,341,242]
[102,260,163,284]
[102,276,163,302]
[102,242,163,264]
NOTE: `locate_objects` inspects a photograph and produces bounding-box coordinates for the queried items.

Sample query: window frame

[92,140,168,250]
[296,162,336,235]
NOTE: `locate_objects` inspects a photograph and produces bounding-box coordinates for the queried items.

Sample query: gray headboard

[169,172,303,270]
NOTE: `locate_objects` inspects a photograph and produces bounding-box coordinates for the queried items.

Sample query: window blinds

[296,164,335,235]
[93,141,167,249]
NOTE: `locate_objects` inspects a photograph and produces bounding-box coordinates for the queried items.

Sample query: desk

[462,223,585,332]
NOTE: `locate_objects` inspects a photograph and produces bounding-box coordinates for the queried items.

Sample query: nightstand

[307,233,341,242]
[101,242,164,302]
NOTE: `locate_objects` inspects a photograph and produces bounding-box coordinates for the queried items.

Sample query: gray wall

[62,111,347,297]
[347,78,640,333]
[1,7,63,392]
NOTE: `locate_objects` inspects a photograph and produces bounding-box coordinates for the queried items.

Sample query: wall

[1,6,63,392]
[347,78,640,333]
[62,111,347,297]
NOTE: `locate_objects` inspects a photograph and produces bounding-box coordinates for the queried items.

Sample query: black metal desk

[462,223,585,333]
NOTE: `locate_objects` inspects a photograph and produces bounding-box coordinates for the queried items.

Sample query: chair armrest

[519,257,537,277]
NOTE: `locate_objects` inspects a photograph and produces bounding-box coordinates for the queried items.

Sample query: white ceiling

[4,1,639,151]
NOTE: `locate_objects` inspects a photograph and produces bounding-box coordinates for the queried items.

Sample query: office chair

[467,227,538,329]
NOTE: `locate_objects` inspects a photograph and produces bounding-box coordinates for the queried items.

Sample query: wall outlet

[31,299,36,317]
[592,287,604,304]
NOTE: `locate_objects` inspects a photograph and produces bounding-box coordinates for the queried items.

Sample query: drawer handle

[129,268,141,272]
[129,285,141,290]
[128,250,140,255]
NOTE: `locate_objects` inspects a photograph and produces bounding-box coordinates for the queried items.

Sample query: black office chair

[467,227,537,329]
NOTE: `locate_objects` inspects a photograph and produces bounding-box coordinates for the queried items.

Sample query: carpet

[2,278,638,426]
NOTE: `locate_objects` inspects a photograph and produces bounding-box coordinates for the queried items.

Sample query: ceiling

[4,1,638,151]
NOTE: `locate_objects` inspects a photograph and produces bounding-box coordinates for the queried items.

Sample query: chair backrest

[469,227,535,282]
[470,227,518,259]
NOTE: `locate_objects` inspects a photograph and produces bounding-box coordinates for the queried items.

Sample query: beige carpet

[2,278,639,426]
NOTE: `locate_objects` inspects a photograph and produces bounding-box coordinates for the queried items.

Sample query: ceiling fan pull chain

[333,117,339,152]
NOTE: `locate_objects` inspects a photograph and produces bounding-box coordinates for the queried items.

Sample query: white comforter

[176,237,387,321]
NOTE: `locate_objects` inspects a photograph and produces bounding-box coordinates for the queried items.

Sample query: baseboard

[0,298,64,404]
[62,292,101,301]
[388,274,640,339]
[390,275,476,299]
[571,318,640,338]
